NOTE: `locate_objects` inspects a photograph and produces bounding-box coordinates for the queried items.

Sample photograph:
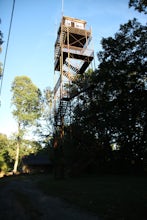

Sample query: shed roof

[22,154,52,166]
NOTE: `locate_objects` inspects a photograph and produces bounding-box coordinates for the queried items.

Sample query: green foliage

[96,18,147,158]
[0,155,8,172]
[11,75,42,173]
[129,0,147,14]
[11,75,42,128]
[35,87,54,145]
[0,131,44,173]
[0,133,14,172]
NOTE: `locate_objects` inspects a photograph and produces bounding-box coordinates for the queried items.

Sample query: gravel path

[0,176,101,220]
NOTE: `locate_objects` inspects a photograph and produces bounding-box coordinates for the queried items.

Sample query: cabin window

[75,22,84,29]
[65,19,71,27]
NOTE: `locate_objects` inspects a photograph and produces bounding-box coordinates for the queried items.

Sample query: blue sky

[0,0,146,137]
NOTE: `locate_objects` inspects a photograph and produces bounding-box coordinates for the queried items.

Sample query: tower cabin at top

[63,16,86,29]
[54,16,93,76]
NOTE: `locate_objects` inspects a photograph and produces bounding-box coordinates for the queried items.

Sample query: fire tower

[54,16,94,136]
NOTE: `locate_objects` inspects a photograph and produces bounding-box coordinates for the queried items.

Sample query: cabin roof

[62,16,87,25]
[22,154,52,166]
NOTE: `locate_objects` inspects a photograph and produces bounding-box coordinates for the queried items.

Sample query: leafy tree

[11,76,42,173]
[0,134,16,172]
[67,18,147,174]
[0,132,43,173]
[0,133,9,172]
[35,87,54,146]
[129,0,147,14]
[97,18,147,159]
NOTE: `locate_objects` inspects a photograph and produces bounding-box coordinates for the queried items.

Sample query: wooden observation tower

[54,16,94,137]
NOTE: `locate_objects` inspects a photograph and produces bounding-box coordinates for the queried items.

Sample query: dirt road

[0,176,100,220]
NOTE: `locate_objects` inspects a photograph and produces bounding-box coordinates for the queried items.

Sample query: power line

[0,0,15,98]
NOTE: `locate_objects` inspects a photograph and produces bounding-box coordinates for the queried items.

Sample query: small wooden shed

[21,154,52,174]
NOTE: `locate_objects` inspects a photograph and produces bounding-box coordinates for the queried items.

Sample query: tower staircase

[54,16,94,128]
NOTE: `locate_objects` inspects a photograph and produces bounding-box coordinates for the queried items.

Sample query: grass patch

[1,173,147,219]
[36,174,147,220]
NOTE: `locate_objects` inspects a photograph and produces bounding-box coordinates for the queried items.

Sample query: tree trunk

[13,123,21,174]
[13,141,20,174]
